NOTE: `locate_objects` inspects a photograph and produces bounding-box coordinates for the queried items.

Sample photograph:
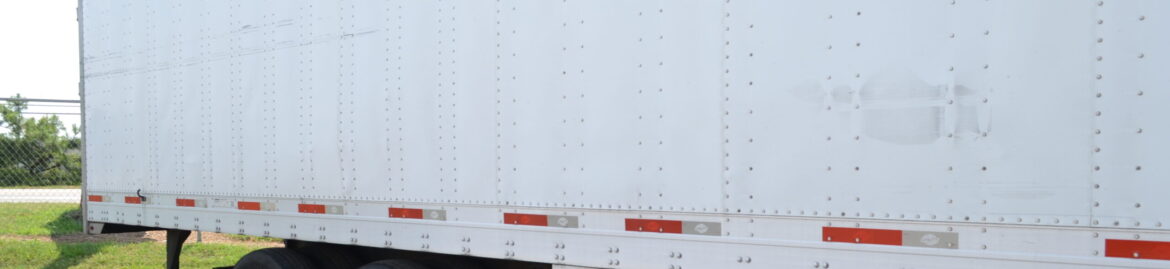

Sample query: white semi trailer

[79,0,1170,268]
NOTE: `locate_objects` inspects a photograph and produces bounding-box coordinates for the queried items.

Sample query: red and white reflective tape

[236,201,276,211]
[1106,239,1170,260]
[822,227,958,249]
[175,198,207,208]
[503,213,578,228]
[389,207,446,221]
[625,218,720,236]
[87,195,105,202]
[298,203,343,215]
[123,196,143,204]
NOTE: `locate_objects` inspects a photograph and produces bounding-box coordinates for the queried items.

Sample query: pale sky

[0,1,81,131]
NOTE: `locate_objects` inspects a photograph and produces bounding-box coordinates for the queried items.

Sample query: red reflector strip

[389,208,424,219]
[237,201,262,211]
[124,196,142,204]
[1106,239,1170,260]
[823,227,902,246]
[176,199,197,207]
[625,218,683,234]
[87,195,103,202]
[298,204,327,214]
[504,213,549,226]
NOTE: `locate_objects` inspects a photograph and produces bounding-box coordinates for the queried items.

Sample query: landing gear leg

[166,229,192,269]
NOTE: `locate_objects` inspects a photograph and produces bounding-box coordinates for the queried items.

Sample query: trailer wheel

[358,260,429,269]
[296,245,364,269]
[235,248,317,269]
[421,258,481,269]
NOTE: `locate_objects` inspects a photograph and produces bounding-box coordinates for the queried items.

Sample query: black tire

[359,259,430,269]
[296,245,365,269]
[235,248,317,269]
[421,258,482,269]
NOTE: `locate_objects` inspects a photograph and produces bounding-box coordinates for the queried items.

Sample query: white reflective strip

[209,198,235,209]
[682,221,721,236]
[423,209,447,220]
[902,231,959,249]
[546,215,579,228]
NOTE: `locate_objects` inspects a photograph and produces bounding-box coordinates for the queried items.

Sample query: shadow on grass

[41,207,149,269]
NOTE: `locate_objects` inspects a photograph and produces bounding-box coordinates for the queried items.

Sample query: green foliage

[0,94,81,187]
[0,203,259,268]
[0,239,255,269]
[0,203,83,236]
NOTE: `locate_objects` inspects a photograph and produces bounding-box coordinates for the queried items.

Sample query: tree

[0,94,82,186]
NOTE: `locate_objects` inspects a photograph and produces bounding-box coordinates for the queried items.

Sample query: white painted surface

[80,0,1170,268]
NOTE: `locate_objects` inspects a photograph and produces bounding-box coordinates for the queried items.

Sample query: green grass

[0,203,262,268]
[224,234,284,243]
[0,239,256,269]
[0,203,83,236]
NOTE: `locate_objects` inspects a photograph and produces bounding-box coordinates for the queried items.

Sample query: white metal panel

[80,0,1170,268]
[1093,0,1170,229]
[722,0,1099,227]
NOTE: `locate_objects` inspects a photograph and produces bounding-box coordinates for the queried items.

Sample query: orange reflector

[822,227,902,246]
[1106,239,1170,260]
[389,208,424,219]
[237,201,261,211]
[504,213,548,226]
[124,196,142,204]
[87,195,103,202]
[298,204,326,214]
[175,199,196,207]
[625,218,683,234]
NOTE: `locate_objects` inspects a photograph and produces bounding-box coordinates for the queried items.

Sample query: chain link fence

[0,96,82,203]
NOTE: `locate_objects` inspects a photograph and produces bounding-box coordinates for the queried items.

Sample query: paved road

[0,189,81,203]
